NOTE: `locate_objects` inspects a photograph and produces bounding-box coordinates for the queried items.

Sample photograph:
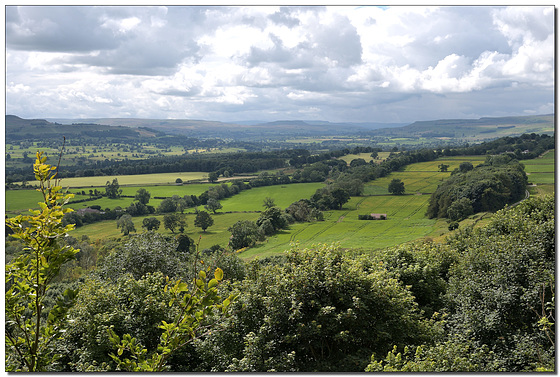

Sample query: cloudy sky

[5,5,555,123]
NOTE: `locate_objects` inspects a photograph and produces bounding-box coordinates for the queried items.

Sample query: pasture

[521,149,555,185]
[5,189,44,216]
[242,193,436,259]
[338,152,390,165]
[25,172,210,188]
[220,182,325,212]
[69,211,260,251]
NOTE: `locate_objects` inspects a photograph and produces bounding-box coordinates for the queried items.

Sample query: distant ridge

[7,113,554,142]
[370,114,554,140]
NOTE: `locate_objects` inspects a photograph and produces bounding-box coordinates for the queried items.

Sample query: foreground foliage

[194,244,437,372]
[369,195,555,372]
[5,152,79,371]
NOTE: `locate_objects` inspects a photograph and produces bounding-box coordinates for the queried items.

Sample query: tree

[262,197,276,209]
[331,187,351,209]
[5,151,80,371]
[95,231,187,281]
[105,178,122,199]
[194,211,213,232]
[458,161,474,173]
[142,217,161,231]
[208,172,218,183]
[204,198,222,214]
[350,158,367,167]
[228,220,265,250]
[438,163,450,172]
[163,213,187,234]
[388,178,405,195]
[126,201,149,217]
[62,268,233,372]
[135,188,151,205]
[446,197,473,221]
[157,198,177,213]
[176,234,195,253]
[117,214,136,235]
[256,207,287,232]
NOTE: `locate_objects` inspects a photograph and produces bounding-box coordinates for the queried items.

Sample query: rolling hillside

[370,114,554,140]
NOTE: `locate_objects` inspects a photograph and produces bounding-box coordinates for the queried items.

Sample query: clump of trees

[426,155,527,221]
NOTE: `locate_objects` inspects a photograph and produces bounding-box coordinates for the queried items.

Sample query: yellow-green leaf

[215,267,224,281]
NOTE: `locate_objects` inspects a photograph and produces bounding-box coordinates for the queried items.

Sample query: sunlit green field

[337,152,390,165]
[69,211,261,251]
[521,149,555,185]
[365,172,450,195]
[5,189,44,215]
[220,183,324,212]
[242,193,435,259]
[25,172,210,188]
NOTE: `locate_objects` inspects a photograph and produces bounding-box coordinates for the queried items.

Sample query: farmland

[6,149,553,258]
[24,171,211,187]
[522,149,555,195]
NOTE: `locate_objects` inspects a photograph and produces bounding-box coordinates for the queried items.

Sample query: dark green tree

[196,244,434,372]
[105,178,122,199]
[438,163,450,172]
[388,178,405,195]
[256,207,287,232]
[228,220,264,250]
[157,198,177,213]
[331,187,350,209]
[142,217,161,231]
[262,197,276,209]
[446,197,473,221]
[194,211,213,233]
[163,213,186,234]
[208,172,218,183]
[135,188,151,205]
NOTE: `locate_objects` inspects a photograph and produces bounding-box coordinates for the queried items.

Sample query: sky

[5,5,555,124]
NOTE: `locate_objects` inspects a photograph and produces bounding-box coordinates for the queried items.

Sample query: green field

[5,189,44,215]
[25,172,211,188]
[241,193,436,259]
[5,183,223,215]
[69,211,260,251]
[220,183,325,212]
[521,149,555,185]
[338,152,390,165]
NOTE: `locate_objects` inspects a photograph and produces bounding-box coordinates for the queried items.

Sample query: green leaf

[214,267,224,281]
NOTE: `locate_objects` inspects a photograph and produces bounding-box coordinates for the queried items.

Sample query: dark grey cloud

[6,6,119,52]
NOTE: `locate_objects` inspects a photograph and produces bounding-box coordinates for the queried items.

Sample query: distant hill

[5,115,150,142]
[45,117,407,139]
[7,113,554,144]
[370,114,554,141]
